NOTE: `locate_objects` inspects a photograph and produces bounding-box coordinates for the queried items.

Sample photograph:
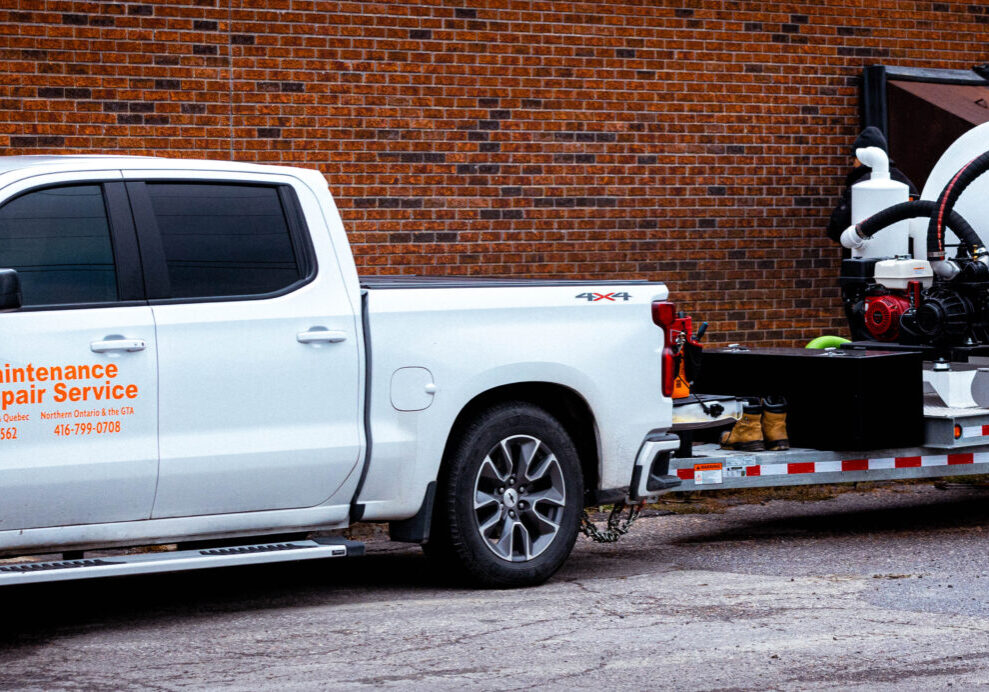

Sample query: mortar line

[228,0,234,160]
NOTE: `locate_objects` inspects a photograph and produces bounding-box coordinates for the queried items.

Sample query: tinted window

[0,185,117,306]
[146,184,301,299]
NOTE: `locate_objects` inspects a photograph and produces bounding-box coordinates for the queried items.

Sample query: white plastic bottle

[850,146,910,259]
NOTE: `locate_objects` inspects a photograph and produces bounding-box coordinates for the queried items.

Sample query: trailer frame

[669,394,989,492]
[670,443,989,491]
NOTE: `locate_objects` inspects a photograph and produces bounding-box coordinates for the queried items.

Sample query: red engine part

[864,294,911,341]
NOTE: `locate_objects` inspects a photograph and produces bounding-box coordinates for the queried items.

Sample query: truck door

[123,176,363,518]
[0,179,158,530]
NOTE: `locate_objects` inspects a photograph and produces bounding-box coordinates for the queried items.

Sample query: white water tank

[851,146,910,259]
[909,120,989,256]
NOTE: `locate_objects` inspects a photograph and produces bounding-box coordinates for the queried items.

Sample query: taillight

[652,301,676,329]
[653,301,677,397]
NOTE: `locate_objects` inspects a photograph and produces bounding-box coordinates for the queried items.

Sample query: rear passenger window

[0,185,117,306]
[145,183,302,299]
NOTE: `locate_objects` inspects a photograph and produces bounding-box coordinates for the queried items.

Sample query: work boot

[761,395,789,451]
[720,398,764,451]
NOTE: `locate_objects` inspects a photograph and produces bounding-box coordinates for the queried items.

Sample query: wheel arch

[439,382,601,504]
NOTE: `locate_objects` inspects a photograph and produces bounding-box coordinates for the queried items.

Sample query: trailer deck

[672,394,989,491]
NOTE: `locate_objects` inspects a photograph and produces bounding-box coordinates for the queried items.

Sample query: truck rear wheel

[426,402,583,588]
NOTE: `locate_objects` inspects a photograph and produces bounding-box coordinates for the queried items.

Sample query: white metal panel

[0,170,158,530]
[123,168,365,518]
[0,306,158,529]
[358,282,672,519]
[390,367,435,411]
[0,501,350,555]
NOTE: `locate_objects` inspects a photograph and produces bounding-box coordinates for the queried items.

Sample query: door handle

[90,338,147,353]
[297,328,347,344]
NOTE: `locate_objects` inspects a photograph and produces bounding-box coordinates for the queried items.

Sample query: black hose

[926,150,989,258]
[855,200,984,257]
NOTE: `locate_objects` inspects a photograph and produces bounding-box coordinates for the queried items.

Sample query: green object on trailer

[805,335,851,349]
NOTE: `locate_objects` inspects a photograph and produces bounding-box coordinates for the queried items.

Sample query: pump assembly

[839,139,989,359]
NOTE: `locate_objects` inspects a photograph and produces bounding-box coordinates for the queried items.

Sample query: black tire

[425,401,583,588]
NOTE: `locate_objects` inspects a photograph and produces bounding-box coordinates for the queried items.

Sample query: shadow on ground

[0,550,442,650]
[674,487,989,544]
[1,487,986,650]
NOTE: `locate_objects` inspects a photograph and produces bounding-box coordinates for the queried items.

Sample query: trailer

[640,124,989,495]
[556,380,987,549]
[660,361,989,493]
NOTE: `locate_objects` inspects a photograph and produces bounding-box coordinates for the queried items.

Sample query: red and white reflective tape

[958,424,989,440]
[675,452,989,480]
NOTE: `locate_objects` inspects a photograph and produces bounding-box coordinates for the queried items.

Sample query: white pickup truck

[0,156,680,588]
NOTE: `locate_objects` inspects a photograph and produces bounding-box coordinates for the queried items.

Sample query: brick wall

[1,1,987,345]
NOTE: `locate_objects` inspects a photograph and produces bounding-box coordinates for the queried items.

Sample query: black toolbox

[692,347,924,451]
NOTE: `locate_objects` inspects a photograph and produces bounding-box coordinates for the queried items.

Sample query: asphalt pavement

[1,482,988,690]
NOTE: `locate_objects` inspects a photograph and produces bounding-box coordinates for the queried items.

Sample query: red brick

[2,1,986,345]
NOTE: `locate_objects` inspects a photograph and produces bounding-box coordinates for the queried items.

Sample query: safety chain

[578,501,645,543]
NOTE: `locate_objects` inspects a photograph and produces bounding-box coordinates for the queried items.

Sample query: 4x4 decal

[575,292,631,302]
